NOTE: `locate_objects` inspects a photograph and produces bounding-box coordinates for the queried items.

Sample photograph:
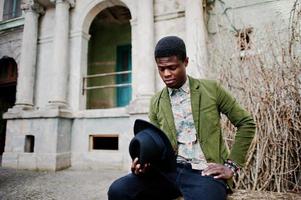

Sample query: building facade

[0,0,294,170]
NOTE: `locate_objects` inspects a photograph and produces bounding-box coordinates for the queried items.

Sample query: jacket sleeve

[216,82,256,167]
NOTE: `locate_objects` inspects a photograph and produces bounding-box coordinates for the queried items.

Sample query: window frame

[2,0,22,21]
[84,44,132,109]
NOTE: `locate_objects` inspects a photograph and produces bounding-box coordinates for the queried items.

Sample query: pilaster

[129,0,155,114]
[185,0,208,78]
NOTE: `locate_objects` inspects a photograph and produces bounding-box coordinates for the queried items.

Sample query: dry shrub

[206,0,301,193]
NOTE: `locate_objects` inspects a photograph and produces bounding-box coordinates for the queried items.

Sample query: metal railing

[82,70,132,94]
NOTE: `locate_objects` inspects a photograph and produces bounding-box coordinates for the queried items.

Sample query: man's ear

[184,57,189,67]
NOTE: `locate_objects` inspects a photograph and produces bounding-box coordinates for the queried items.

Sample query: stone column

[48,0,74,109]
[129,0,155,113]
[14,1,44,109]
[0,0,4,21]
[185,0,208,78]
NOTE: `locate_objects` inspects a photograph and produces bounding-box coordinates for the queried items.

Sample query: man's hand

[131,158,151,175]
[202,163,234,179]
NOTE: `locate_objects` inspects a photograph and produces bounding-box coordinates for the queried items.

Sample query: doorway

[0,56,17,163]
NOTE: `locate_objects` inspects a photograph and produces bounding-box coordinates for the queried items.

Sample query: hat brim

[132,119,176,172]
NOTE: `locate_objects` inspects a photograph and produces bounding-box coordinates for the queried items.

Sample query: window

[3,0,22,21]
[84,44,132,109]
[89,134,119,150]
[116,44,132,107]
[85,6,132,109]
[24,135,35,153]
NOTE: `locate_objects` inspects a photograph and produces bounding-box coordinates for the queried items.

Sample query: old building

[0,0,294,170]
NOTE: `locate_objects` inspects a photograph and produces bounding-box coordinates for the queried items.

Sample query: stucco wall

[71,115,132,169]
[0,27,23,62]
[207,0,295,48]
[153,0,186,90]
[3,117,72,170]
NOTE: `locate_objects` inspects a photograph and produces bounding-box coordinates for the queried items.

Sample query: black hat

[129,119,176,172]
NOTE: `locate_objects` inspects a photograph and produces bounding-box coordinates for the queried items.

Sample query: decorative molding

[3,106,74,119]
[38,35,53,44]
[74,108,129,119]
[154,11,185,22]
[50,0,75,8]
[3,106,132,119]
[21,0,45,14]
[70,30,91,40]
[0,17,25,31]
[38,30,91,44]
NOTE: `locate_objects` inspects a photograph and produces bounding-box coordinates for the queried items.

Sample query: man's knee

[108,178,128,200]
[108,174,138,200]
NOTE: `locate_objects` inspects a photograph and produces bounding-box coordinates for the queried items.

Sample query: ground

[0,167,126,200]
[0,167,300,200]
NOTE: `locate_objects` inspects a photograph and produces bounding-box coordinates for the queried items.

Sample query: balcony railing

[82,70,132,95]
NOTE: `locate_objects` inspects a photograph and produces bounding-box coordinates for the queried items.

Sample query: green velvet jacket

[148,76,256,169]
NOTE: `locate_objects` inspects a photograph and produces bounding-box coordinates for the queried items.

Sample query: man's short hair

[154,36,187,62]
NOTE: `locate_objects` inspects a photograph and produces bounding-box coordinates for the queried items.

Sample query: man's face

[156,56,188,89]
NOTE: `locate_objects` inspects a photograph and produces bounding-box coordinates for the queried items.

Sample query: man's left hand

[202,163,234,180]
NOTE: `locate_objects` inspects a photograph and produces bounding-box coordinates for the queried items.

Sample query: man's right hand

[131,157,151,175]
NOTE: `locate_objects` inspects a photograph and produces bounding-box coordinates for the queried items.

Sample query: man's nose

[163,69,171,77]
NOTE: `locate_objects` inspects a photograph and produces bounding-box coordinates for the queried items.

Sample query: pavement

[0,167,127,200]
[1,167,300,200]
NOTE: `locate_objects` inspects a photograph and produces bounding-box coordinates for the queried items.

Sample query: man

[108,36,256,200]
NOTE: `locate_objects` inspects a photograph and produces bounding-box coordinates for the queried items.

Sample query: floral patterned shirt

[168,78,208,170]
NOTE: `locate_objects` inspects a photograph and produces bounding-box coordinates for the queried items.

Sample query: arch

[86,5,132,109]
[0,56,17,157]
[69,0,135,110]
[0,56,18,85]
[78,0,133,34]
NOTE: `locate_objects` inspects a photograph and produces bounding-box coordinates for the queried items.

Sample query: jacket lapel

[159,87,177,135]
[158,77,202,144]
[189,76,201,135]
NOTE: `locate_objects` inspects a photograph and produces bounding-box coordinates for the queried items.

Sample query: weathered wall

[154,0,186,90]
[0,27,23,62]
[3,117,72,170]
[71,113,132,169]
[208,0,295,31]
[206,0,295,55]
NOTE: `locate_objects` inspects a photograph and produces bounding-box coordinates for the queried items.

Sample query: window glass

[3,0,22,20]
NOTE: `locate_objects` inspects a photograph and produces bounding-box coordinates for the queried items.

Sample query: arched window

[0,56,17,86]
[84,6,132,109]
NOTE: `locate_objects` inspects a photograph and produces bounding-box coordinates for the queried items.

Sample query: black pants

[108,163,227,200]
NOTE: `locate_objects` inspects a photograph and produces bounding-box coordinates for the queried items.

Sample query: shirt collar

[168,77,190,96]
